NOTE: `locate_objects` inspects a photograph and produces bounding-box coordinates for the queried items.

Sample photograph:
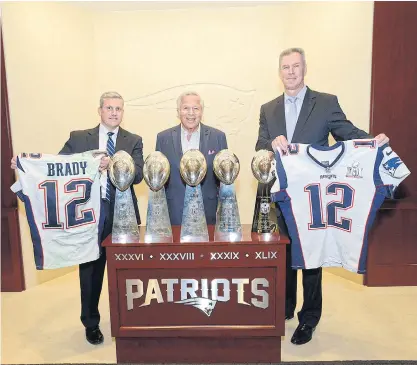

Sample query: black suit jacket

[155,123,228,225]
[59,125,144,224]
[256,87,371,151]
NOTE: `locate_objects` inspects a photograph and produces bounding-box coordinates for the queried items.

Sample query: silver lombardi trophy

[251,150,276,234]
[213,149,242,242]
[109,150,140,243]
[143,151,172,243]
[180,149,208,243]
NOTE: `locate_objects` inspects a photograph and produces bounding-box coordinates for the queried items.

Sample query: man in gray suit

[12,92,144,345]
[156,91,227,225]
[255,48,389,345]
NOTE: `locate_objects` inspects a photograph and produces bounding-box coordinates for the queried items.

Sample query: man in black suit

[12,91,144,345]
[155,91,227,225]
[255,48,389,345]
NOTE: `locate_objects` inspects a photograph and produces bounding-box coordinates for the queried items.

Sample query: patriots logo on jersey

[383,157,403,177]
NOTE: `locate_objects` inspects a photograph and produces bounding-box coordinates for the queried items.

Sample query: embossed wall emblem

[126,83,255,136]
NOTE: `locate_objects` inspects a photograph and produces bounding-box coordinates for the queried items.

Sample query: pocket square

[208,150,216,155]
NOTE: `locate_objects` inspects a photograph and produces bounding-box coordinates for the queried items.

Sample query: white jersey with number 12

[11,152,104,270]
[271,140,410,273]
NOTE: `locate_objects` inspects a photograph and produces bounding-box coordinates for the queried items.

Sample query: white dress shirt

[284,85,307,143]
[181,124,200,153]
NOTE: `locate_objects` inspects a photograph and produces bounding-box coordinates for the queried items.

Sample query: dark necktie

[106,132,115,202]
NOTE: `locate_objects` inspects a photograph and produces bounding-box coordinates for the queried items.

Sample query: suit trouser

[79,199,113,329]
[277,211,322,327]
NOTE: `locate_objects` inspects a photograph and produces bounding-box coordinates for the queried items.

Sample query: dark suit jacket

[255,87,371,229]
[155,123,228,225]
[255,87,371,151]
[59,125,144,224]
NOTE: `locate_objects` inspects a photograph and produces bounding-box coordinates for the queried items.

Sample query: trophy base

[180,185,209,243]
[180,234,209,243]
[256,232,275,242]
[144,234,173,244]
[112,231,141,244]
[145,188,173,244]
[214,231,242,242]
[214,183,242,243]
[112,188,140,244]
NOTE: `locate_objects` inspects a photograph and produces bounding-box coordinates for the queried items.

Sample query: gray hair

[99,91,124,108]
[176,91,204,110]
[279,47,306,68]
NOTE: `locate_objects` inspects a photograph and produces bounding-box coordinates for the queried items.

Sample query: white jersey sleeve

[11,151,104,270]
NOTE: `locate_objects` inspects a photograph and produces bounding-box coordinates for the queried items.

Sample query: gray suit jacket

[59,125,144,224]
[255,87,371,151]
[155,123,228,225]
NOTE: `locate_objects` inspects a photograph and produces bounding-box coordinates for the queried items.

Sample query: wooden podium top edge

[102,224,290,247]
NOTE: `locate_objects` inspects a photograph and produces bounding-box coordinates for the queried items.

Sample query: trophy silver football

[143,151,172,243]
[213,150,242,242]
[179,149,208,243]
[109,150,140,243]
[251,150,276,234]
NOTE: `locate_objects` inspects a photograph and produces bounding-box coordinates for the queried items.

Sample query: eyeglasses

[103,106,123,113]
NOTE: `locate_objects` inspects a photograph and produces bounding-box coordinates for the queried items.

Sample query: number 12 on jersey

[304,183,355,232]
[39,178,96,230]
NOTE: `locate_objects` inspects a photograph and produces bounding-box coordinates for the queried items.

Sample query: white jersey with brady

[271,140,410,273]
[11,151,105,270]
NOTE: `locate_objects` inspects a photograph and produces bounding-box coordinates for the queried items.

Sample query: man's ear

[304,63,308,76]
[97,107,101,116]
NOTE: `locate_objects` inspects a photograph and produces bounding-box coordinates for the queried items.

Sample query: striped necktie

[106,132,115,202]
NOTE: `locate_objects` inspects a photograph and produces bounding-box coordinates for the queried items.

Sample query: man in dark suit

[255,48,389,345]
[155,91,227,225]
[58,92,143,345]
[11,92,144,345]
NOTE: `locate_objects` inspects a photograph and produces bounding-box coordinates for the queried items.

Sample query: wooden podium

[102,224,289,363]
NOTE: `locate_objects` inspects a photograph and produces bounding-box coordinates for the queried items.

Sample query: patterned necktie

[186,133,192,142]
[106,132,115,202]
[286,97,298,143]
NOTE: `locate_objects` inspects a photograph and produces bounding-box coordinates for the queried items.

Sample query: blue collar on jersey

[306,141,345,170]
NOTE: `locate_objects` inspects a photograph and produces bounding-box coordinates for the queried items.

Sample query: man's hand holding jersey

[271,133,390,153]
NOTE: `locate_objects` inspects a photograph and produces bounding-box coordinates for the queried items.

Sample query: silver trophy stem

[145,187,173,243]
[180,184,209,243]
[214,183,242,242]
[112,188,140,243]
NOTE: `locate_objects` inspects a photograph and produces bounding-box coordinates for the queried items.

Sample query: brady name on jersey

[271,139,410,274]
[46,161,87,176]
[11,151,106,270]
